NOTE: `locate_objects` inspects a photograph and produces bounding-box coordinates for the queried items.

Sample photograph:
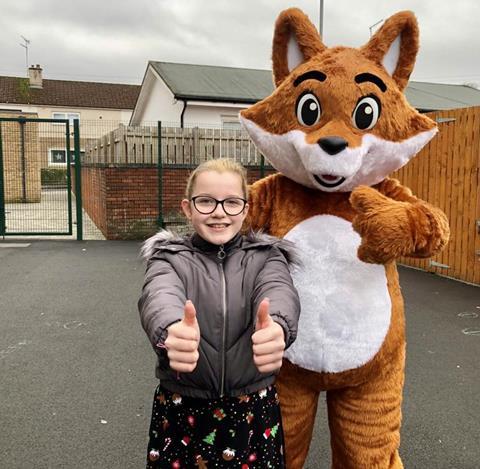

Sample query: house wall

[0,103,131,122]
[183,104,244,127]
[133,68,248,127]
[135,72,184,125]
[140,96,246,127]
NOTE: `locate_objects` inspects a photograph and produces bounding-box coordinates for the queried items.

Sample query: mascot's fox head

[240,8,437,192]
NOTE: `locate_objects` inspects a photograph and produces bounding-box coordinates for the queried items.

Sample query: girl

[138,158,300,468]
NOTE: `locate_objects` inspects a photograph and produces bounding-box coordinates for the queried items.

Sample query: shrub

[41,168,68,186]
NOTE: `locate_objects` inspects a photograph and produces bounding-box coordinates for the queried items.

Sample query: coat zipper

[218,244,227,397]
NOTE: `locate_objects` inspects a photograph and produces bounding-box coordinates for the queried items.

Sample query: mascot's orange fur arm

[350,177,450,263]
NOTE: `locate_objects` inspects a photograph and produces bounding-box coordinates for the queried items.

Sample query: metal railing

[1,118,271,240]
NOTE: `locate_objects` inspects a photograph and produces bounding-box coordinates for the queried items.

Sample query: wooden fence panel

[394,107,480,285]
[465,108,480,285]
[474,109,480,286]
[438,111,454,275]
[84,125,264,166]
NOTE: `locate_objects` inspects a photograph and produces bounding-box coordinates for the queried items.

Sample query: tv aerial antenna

[20,36,31,75]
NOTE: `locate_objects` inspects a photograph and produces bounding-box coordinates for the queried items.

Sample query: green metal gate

[0,117,82,238]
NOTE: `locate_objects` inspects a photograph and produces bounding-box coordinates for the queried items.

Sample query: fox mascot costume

[240,8,449,469]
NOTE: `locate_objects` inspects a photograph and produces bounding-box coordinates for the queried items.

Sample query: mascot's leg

[326,354,405,469]
[276,360,320,469]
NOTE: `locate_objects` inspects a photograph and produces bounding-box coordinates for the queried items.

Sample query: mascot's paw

[350,186,414,264]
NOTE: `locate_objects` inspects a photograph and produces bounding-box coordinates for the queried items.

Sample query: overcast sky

[0,0,479,87]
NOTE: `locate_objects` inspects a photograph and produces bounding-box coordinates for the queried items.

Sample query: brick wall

[105,167,158,239]
[80,166,108,235]
[1,114,41,203]
[162,168,191,220]
[80,165,274,240]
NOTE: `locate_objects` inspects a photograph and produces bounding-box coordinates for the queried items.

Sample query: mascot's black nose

[318,137,348,155]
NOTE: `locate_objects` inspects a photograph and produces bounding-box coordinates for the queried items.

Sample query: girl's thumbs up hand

[165,300,200,373]
[252,298,285,373]
[255,298,273,330]
[182,299,198,329]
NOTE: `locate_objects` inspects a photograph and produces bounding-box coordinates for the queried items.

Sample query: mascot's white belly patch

[284,214,391,373]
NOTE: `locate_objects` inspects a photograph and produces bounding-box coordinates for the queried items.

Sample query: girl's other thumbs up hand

[252,298,285,373]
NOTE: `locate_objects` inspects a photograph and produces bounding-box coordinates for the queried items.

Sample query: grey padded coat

[138,230,300,399]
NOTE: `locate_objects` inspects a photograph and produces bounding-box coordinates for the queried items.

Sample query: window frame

[52,112,80,126]
[220,114,241,130]
[48,148,85,166]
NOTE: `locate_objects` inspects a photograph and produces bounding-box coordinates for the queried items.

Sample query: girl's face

[181,170,248,245]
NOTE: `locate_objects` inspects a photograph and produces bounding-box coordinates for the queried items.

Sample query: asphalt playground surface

[0,240,479,468]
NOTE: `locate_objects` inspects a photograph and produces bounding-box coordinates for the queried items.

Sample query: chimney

[28,64,43,89]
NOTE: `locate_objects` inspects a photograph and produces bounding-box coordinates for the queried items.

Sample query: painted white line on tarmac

[0,243,31,248]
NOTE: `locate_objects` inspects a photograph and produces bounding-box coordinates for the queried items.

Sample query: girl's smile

[207,223,230,230]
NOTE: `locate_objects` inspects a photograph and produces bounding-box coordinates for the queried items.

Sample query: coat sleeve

[138,255,187,353]
[251,246,300,349]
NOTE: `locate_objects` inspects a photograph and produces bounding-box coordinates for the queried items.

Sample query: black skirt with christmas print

[146,383,285,468]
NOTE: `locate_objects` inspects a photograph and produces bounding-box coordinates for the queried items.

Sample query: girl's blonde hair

[185,158,248,199]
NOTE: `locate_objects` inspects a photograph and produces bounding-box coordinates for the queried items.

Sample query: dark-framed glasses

[191,196,247,216]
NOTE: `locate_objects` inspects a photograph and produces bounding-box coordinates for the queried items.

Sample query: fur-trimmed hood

[140,230,185,260]
[140,229,301,267]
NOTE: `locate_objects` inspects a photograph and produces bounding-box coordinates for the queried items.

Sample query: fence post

[66,121,73,235]
[193,127,200,162]
[260,154,265,179]
[0,122,5,236]
[157,121,165,228]
[73,119,83,240]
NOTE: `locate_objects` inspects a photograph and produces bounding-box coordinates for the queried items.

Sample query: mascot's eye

[296,92,321,127]
[352,95,381,130]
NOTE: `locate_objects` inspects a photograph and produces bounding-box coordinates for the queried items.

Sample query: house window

[48,149,85,166]
[52,112,80,125]
[221,115,241,130]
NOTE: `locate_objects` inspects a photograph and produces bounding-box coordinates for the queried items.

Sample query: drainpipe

[180,99,187,128]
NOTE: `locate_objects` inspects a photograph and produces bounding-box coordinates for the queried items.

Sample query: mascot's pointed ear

[272,8,325,87]
[361,10,419,91]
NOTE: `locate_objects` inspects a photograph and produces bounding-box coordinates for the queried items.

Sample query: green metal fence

[0,117,81,238]
[0,118,271,240]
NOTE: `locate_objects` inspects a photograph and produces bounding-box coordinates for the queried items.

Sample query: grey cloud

[0,0,478,86]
